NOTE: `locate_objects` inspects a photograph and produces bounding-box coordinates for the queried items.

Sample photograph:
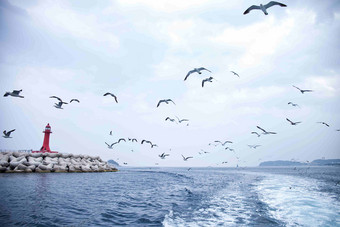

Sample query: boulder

[53,164,68,172]
[0,166,7,172]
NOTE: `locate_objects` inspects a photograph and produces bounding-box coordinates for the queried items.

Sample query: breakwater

[0,152,117,173]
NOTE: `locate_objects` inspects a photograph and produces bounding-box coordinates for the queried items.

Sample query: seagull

[251,132,261,137]
[104,92,118,103]
[165,117,177,123]
[317,122,330,127]
[131,138,138,142]
[286,118,302,125]
[50,96,68,109]
[336,129,340,132]
[3,129,15,138]
[257,126,277,135]
[248,145,261,149]
[225,147,234,152]
[110,131,112,136]
[202,77,214,87]
[222,161,228,164]
[184,67,211,81]
[159,153,170,159]
[3,89,24,98]
[230,71,240,78]
[117,138,126,143]
[141,140,156,148]
[70,99,80,103]
[105,142,117,149]
[222,141,233,146]
[243,1,287,15]
[157,99,176,107]
[175,116,189,123]
[292,85,313,94]
[288,102,300,108]
[182,155,193,161]
[123,162,128,165]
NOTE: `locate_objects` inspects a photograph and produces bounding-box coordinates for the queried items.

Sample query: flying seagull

[131,138,138,142]
[110,131,112,136]
[257,126,277,135]
[230,71,240,78]
[243,1,287,15]
[70,99,80,103]
[184,67,211,81]
[317,122,330,127]
[251,132,261,137]
[336,129,340,132]
[50,96,68,109]
[104,92,118,103]
[225,147,234,152]
[157,99,176,107]
[222,141,233,146]
[117,138,126,143]
[165,117,177,123]
[159,153,170,159]
[105,142,117,149]
[175,116,189,123]
[222,161,228,164]
[288,102,300,108]
[292,85,313,94]
[3,129,15,138]
[141,139,156,148]
[286,118,302,126]
[182,155,193,161]
[248,145,261,149]
[3,89,24,98]
[202,77,215,87]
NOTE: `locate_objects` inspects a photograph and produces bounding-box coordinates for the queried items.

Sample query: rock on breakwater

[0,152,118,173]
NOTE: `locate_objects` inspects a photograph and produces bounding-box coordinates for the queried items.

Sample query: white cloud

[25,1,120,50]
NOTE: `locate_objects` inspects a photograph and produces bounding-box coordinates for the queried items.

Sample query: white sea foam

[256,174,340,226]
[162,183,253,226]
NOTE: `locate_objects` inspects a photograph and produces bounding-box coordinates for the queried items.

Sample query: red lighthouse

[32,123,58,153]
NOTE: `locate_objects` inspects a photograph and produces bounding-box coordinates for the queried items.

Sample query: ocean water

[0,167,339,226]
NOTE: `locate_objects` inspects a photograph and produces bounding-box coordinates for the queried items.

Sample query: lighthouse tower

[32,123,58,153]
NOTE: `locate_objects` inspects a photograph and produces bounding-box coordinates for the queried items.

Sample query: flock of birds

[2,2,339,167]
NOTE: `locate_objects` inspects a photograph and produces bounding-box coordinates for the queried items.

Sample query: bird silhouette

[202,77,214,87]
[244,1,287,15]
[3,129,15,138]
[157,99,176,107]
[104,92,118,103]
[317,122,330,127]
[292,85,313,94]
[4,89,24,98]
[257,126,277,135]
[230,71,240,78]
[182,155,193,161]
[184,67,211,81]
[286,118,302,125]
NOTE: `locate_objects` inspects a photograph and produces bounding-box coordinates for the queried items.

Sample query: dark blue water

[0,167,339,226]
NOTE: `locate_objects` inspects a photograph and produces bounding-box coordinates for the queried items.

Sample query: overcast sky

[1,0,340,167]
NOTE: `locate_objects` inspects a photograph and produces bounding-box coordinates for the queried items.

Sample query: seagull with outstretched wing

[4,89,24,98]
[292,85,313,94]
[157,99,176,107]
[182,155,193,161]
[184,67,211,81]
[230,71,240,78]
[244,1,287,15]
[104,92,118,103]
[288,102,300,108]
[70,99,80,103]
[317,122,330,127]
[3,129,15,138]
[251,132,261,137]
[257,126,277,135]
[105,142,117,149]
[286,118,302,126]
[202,77,215,87]
[50,96,68,109]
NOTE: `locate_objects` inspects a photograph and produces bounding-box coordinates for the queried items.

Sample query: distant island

[108,159,120,166]
[259,159,340,167]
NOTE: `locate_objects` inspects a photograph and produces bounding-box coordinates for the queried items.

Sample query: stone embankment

[0,152,117,173]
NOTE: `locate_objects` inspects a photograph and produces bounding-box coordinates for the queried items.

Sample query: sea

[0,166,339,226]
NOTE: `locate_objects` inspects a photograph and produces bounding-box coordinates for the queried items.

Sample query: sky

[1,0,340,167]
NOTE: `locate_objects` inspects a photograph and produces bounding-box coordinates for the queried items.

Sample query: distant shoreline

[259,159,340,167]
